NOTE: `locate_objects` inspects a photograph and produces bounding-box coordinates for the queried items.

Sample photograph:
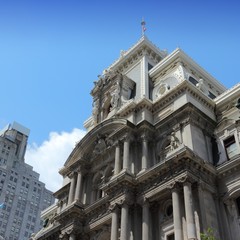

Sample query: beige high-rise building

[33,36,240,240]
[0,122,55,240]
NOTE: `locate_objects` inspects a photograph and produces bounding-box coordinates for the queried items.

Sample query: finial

[141,18,146,36]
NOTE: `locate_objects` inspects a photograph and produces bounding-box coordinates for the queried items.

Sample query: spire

[141,18,146,36]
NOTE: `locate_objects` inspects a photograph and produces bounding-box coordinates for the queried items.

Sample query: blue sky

[1,0,240,191]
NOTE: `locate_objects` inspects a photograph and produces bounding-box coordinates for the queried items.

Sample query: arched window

[92,172,103,202]
[104,166,113,183]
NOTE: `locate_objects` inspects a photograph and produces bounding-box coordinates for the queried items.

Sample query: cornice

[33,224,60,240]
[153,79,215,114]
[214,82,240,108]
[217,154,240,177]
[135,146,217,196]
[84,196,109,215]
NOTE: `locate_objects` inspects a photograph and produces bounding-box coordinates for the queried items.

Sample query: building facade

[0,122,55,240]
[33,36,240,240]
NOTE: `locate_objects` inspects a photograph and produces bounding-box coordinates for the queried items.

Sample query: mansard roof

[149,48,226,92]
[104,35,167,73]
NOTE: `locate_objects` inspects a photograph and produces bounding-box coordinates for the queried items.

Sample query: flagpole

[141,18,146,36]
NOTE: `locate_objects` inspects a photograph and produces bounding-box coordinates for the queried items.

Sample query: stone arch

[64,118,129,168]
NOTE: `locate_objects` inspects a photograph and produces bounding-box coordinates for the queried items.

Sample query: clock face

[156,83,170,97]
[159,84,167,95]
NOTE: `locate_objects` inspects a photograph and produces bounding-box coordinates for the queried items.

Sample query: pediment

[64,119,130,170]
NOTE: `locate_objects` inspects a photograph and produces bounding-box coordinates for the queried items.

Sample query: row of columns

[110,181,197,240]
[68,169,83,205]
[110,202,130,240]
[67,132,151,206]
[172,181,197,240]
[114,132,150,175]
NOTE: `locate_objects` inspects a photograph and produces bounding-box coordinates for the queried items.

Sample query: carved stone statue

[196,78,208,95]
[170,132,180,151]
[111,81,121,109]
[92,100,100,125]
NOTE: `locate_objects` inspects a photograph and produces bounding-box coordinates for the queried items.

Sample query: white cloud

[25,128,86,193]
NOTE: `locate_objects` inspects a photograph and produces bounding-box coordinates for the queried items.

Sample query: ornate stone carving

[173,64,187,82]
[170,131,180,151]
[155,83,170,98]
[93,135,108,155]
[92,99,100,125]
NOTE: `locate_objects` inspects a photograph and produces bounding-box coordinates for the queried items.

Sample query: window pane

[226,142,237,158]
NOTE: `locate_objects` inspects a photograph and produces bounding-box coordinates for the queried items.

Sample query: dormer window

[223,135,238,159]
[208,91,216,99]
[189,76,198,86]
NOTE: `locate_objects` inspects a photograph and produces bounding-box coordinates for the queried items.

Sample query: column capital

[140,131,150,141]
[112,139,121,147]
[167,181,182,191]
[137,196,150,206]
[177,175,194,185]
[121,131,134,142]
[75,166,86,175]
[68,171,77,179]
[109,203,120,212]
[119,192,134,206]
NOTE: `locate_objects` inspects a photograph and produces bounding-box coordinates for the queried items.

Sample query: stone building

[0,122,55,240]
[33,36,240,240]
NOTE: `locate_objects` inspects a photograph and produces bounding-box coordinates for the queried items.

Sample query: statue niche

[158,132,180,161]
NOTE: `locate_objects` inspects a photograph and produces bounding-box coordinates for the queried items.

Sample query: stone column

[68,172,76,205]
[111,205,119,240]
[123,136,130,172]
[141,135,148,171]
[114,142,121,175]
[69,234,76,240]
[197,183,207,232]
[142,200,150,240]
[74,169,83,201]
[183,181,197,240]
[219,201,232,240]
[120,202,129,240]
[172,187,183,240]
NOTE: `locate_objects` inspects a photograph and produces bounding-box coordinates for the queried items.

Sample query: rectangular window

[224,135,238,159]
[167,233,174,240]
